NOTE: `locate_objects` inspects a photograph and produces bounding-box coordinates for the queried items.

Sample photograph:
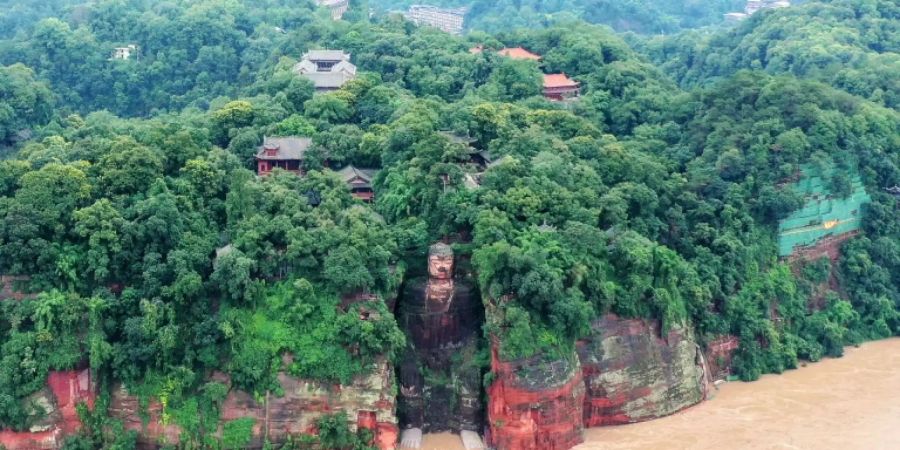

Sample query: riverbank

[421,338,900,450]
[577,338,900,449]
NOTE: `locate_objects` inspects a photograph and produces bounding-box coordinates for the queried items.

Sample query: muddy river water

[422,338,900,450]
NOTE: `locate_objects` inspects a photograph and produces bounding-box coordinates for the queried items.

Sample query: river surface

[422,338,900,450]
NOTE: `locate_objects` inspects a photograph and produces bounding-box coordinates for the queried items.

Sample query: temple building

[336,165,379,202]
[405,5,466,35]
[543,73,580,101]
[293,50,357,92]
[317,0,349,20]
[255,136,312,176]
[497,47,541,61]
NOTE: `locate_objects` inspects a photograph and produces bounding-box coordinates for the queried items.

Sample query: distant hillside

[370,0,746,34]
[641,0,900,108]
[0,0,86,38]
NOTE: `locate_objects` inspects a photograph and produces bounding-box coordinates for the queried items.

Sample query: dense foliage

[0,0,897,446]
[641,0,900,108]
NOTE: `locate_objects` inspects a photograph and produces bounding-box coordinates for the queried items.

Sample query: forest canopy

[0,0,897,447]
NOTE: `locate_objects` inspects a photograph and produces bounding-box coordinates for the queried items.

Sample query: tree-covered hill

[641,0,900,108]
[0,0,898,447]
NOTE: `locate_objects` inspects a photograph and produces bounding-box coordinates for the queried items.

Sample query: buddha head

[428,243,454,280]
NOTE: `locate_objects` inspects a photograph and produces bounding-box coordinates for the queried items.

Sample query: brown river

[421,338,900,450]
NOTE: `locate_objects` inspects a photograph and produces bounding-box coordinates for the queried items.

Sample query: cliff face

[108,360,398,450]
[577,314,706,427]
[705,335,740,382]
[486,345,585,450]
[109,385,183,448]
[486,313,710,450]
[0,370,95,450]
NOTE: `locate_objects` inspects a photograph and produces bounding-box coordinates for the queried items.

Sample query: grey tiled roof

[293,53,357,89]
[336,165,379,188]
[305,50,350,61]
[256,136,313,160]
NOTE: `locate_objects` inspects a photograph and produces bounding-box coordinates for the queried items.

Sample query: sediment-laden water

[422,338,900,450]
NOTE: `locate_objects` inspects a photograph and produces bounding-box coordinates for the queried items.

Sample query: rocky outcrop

[0,370,95,450]
[485,314,708,450]
[705,335,740,382]
[220,361,399,449]
[787,232,857,310]
[109,385,183,448]
[577,314,706,427]
[486,345,585,450]
[108,361,398,450]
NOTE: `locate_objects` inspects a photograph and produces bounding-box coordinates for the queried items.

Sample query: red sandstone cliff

[0,370,95,450]
[487,313,712,450]
[705,335,740,382]
[107,360,398,450]
[487,344,585,450]
[577,315,707,427]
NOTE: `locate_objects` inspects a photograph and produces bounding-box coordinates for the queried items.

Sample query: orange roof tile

[469,45,484,54]
[543,73,579,88]
[498,47,542,60]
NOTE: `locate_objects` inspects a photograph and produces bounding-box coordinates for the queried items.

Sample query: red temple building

[337,165,379,202]
[543,73,580,101]
[255,136,312,176]
[498,47,542,61]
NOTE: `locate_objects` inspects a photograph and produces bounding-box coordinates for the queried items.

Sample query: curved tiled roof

[543,73,579,88]
[256,136,313,160]
[498,47,541,60]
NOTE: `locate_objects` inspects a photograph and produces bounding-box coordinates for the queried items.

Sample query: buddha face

[428,253,454,280]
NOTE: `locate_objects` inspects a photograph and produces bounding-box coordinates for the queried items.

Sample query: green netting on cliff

[777,167,870,257]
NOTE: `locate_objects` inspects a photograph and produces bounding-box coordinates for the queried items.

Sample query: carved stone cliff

[397,243,484,434]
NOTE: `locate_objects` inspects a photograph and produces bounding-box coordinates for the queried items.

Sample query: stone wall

[577,314,706,427]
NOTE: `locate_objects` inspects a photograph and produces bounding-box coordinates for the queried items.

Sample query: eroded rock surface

[486,345,585,450]
[108,360,398,450]
[705,335,740,382]
[577,314,706,427]
[0,370,95,450]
